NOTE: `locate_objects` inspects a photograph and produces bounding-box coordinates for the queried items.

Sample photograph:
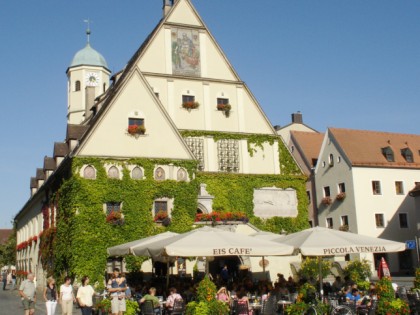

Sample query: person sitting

[165,287,183,312]
[140,287,161,314]
[236,291,252,315]
[332,276,344,293]
[346,288,361,304]
[217,287,230,303]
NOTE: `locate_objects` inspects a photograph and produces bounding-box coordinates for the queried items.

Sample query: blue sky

[1,1,419,228]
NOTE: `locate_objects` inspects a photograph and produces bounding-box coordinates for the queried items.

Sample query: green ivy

[51,155,307,285]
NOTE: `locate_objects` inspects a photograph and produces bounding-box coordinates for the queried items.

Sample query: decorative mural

[171,28,201,76]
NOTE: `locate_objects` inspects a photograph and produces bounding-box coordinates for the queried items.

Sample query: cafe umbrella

[271,226,406,298]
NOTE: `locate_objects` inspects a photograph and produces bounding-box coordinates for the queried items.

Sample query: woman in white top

[77,275,95,315]
[59,276,76,315]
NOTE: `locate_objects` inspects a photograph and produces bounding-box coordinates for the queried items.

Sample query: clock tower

[66,27,110,124]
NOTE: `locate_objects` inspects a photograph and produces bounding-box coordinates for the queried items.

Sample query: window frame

[372,180,382,195]
[395,181,404,195]
[323,186,331,197]
[375,213,385,228]
[106,202,122,215]
[326,217,333,229]
[399,213,409,229]
[341,215,349,227]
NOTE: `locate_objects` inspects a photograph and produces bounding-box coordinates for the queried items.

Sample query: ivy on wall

[49,139,306,285]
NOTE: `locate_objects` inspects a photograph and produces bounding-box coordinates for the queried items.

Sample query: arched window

[177,168,187,181]
[155,167,165,181]
[131,167,143,180]
[83,165,96,179]
[108,166,120,179]
[75,80,81,91]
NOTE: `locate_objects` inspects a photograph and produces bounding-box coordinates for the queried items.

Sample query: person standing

[11,270,17,290]
[19,273,37,315]
[60,276,76,315]
[107,268,127,315]
[76,275,95,315]
[43,277,58,315]
[2,270,7,290]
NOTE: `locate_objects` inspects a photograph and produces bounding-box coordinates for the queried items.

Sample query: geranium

[127,124,146,135]
[106,211,124,225]
[154,210,168,222]
[336,192,346,200]
[321,197,332,205]
[194,211,248,223]
[182,101,200,110]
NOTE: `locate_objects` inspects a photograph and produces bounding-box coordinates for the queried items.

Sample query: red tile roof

[330,128,420,168]
[290,131,324,168]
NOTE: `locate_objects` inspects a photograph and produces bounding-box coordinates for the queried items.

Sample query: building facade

[315,128,420,274]
[14,0,307,286]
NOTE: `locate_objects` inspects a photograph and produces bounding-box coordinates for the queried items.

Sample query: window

[128,118,144,127]
[338,183,346,193]
[108,166,120,179]
[375,213,385,228]
[217,98,229,105]
[337,156,341,163]
[308,220,313,228]
[131,167,143,180]
[83,165,96,179]
[326,218,333,229]
[217,139,239,172]
[399,213,408,228]
[75,80,81,91]
[155,92,160,99]
[328,154,334,166]
[154,201,168,216]
[401,148,413,163]
[185,137,205,171]
[323,186,331,197]
[155,167,166,180]
[382,147,394,162]
[341,215,349,226]
[182,95,195,103]
[372,181,381,195]
[395,181,404,195]
[106,202,121,215]
[103,83,107,93]
[306,191,311,204]
[312,159,318,167]
[177,168,187,181]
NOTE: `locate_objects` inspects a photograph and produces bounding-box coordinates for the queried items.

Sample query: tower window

[75,80,81,91]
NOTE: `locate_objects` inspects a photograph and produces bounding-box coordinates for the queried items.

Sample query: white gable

[166,0,203,27]
[76,68,194,160]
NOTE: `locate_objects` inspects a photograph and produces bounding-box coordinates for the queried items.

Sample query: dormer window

[401,148,413,163]
[382,146,394,162]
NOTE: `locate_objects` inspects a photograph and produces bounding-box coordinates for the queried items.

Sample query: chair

[261,298,277,315]
[234,300,250,315]
[168,299,185,315]
[141,300,160,315]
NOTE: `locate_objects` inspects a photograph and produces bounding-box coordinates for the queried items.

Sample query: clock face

[85,72,100,86]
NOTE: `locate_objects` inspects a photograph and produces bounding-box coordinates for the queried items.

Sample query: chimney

[163,0,174,17]
[291,111,303,124]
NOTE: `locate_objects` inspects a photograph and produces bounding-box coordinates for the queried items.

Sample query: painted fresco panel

[253,187,298,218]
[171,28,201,76]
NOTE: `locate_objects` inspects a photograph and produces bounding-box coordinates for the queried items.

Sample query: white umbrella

[273,226,406,297]
[107,231,179,256]
[141,226,294,258]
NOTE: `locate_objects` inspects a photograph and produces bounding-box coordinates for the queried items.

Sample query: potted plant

[182,101,200,111]
[95,298,111,314]
[216,103,231,116]
[127,124,146,136]
[154,210,168,222]
[336,192,346,201]
[321,197,332,205]
[106,211,124,225]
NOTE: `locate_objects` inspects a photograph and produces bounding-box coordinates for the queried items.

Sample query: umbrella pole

[318,257,323,301]
[166,261,169,288]
[262,256,267,280]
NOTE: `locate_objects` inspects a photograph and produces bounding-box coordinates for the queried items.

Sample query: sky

[0,1,419,228]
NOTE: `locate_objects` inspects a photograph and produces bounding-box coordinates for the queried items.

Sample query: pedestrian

[19,273,37,315]
[76,275,95,315]
[59,276,76,315]
[2,270,7,290]
[107,268,127,315]
[11,270,17,290]
[43,276,58,315]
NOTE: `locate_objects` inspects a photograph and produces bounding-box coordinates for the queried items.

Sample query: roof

[66,124,89,141]
[53,142,69,157]
[68,43,109,70]
[329,128,420,168]
[43,156,56,171]
[409,183,420,197]
[290,131,324,168]
[30,177,37,189]
[35,168,45,180]
[0,229,12,245]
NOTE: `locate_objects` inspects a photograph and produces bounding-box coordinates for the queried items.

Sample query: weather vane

[83,19,92,43]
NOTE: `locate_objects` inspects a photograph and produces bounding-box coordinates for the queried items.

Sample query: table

[250,303,262,315]
[277,300,292,314]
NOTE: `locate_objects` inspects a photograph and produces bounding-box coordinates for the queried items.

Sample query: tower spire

[83,19,91,44]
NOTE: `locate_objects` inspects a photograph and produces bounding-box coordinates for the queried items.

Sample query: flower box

[321,197,332,205]
[182,101,200,110]
[195,211,248,223]
[154,210,168,222]
[127,124,146,135]
[336,192,346,201]
[217,103,231,117]
[106,211,124,225]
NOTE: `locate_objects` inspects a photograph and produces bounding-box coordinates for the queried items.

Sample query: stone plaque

[253,187,298,218]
